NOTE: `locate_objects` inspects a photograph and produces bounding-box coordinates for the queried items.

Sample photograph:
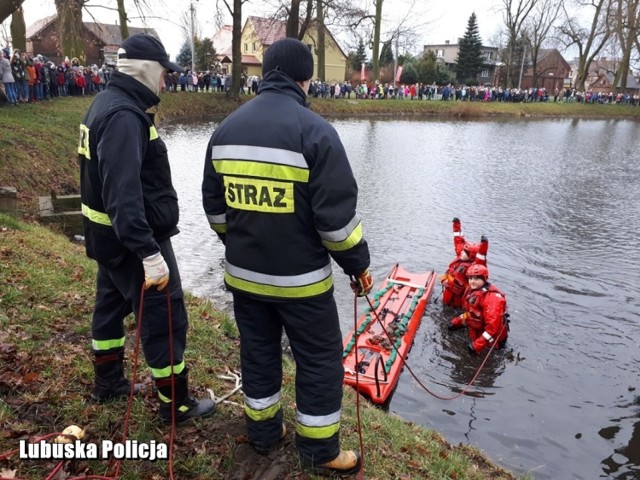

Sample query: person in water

[440,217,488,308]
[448,264,509,354]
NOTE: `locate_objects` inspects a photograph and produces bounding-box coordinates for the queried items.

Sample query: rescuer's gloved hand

[467,341,478,355]
[439,273,453,284]
[350,269,373,297]
[142,252,170,291]
[448,312,469,330]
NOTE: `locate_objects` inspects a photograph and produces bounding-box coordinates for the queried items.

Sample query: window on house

[485,52,492,60]
[436,49,444,58]
[244,43,248,52]
[481,69,489,78]
[252,42,256,51]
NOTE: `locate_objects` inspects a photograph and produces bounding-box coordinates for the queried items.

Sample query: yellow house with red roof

[214,16,347,83]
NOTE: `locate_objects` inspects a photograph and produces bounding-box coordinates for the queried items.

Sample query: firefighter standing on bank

[78,33,214,422]
[202,38,372,476]
[440,217,488,308]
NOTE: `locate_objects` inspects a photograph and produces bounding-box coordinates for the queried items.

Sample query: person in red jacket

[448,264,509,354]
[440,217,488,308]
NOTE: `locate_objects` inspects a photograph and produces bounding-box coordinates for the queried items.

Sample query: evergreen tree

[349,39,368,71]
[176,40,192,70]
[379,41,393,67]
[455,12,484,84]
[400,62,418,85]
[195,37,216,71]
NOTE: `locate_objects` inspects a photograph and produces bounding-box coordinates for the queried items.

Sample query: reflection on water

[161,116,640,480]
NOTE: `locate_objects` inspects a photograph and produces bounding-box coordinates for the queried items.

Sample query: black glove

[480,235,488,242]
[447,322,462,331]
[467,342,477,355]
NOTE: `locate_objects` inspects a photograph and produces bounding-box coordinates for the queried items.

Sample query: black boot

[91,349,143,402]
[155,368,216,423]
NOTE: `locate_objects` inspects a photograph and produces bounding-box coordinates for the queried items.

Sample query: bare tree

[523,0,564,86]
[55,0,86,62]
[557,0,613,90]
[0,0,25,24]
[502,0,538,87]
[218,0,248,100]
[610,0,639,91]
[9,5,24,51]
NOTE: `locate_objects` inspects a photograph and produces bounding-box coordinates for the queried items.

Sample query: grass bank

[1,92,639,214]
[0,214,522,479]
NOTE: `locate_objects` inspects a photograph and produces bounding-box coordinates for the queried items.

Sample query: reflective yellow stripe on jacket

[225,261,333,299]
[81,203,111,226]
[317,215,363,252]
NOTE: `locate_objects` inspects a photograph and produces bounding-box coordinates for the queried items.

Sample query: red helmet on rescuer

[466,264,489,279]
[463,242,480,259]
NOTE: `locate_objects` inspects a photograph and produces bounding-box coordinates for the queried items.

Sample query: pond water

[161,115,640,480]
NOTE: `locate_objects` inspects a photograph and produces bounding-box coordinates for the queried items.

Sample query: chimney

[445,40,450,45]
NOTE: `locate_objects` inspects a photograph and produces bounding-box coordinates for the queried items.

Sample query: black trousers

[91,238,188,376]
[233,292,344,464]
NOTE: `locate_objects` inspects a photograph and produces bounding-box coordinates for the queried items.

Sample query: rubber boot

[91,349,142,402]
[311,450,361,477]
[156,368,216,423]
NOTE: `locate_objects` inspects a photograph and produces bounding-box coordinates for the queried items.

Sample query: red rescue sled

[342,264,436,405]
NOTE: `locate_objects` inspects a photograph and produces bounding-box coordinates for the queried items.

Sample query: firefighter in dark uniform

[78,33,215,422]
[440,217,488,308]
[202,38,372,476]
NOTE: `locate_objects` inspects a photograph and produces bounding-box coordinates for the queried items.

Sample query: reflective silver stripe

[207,213,226,224]
[244,391,281,410]
[482,331,494,343]
[226,261,332,287]
[453,232,463,236]
[317,215,360,242]
[476,253,486,261]
[297,409,341,427]
[211,145,308,169]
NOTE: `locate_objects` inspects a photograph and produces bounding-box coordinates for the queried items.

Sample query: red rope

[352,291,365,480]
[0,280,180,480]
[364,294,504,401]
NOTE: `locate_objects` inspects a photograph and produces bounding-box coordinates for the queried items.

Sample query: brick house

[519,48,571,91]
[26,15,159,66]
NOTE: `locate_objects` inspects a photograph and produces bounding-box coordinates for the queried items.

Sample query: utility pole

[517,45,526,90]
[393,36,399,90]
[190,0,197,72]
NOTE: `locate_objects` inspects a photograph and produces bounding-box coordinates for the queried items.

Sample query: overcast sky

[13,0,505,60]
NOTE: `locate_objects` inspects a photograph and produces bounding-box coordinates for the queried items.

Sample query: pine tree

[455,12,484,84]
[379,41,394,67]
[350,39,368,71]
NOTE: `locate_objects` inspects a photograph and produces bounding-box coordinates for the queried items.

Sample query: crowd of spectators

[0,48,113,106]
[2,47,639,107]
[309,81,640,106]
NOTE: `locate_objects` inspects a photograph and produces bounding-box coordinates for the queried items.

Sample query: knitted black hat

[262,38,314,81]
[118,33,183,73]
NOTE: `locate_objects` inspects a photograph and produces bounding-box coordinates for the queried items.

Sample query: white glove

[142,252,170,291]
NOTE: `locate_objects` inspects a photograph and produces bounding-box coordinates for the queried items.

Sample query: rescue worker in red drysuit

[440,217,488,308]
[448,264,509,354]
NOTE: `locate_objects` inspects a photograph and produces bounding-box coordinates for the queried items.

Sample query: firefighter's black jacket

[202,70,370,300]
[79,72,178,267]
